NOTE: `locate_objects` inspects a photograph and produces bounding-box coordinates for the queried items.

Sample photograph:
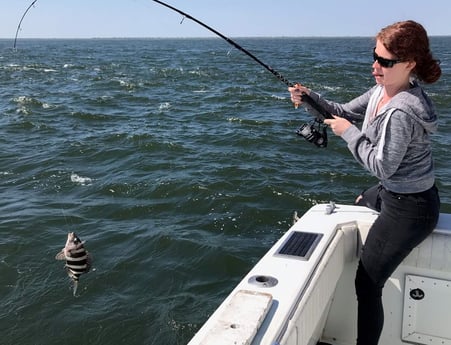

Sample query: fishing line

[13,0,39,50]
[12,0,332,145]
[151,0,333,121]
[13,0,331,120]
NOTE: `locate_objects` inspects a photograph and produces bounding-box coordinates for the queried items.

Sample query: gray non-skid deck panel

[278,231,323,260]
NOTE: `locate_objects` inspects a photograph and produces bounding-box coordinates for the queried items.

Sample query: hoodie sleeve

[307,88,375,123]
[341,109,414,179]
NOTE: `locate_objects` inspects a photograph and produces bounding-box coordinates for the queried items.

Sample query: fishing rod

[12,0,331,146]
[151,0,332,147]
[13,0,39,49]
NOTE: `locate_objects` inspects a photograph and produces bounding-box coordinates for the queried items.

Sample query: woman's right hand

[288,83,311,108]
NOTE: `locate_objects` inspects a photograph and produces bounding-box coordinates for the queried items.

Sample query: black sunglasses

[373,47,401,68]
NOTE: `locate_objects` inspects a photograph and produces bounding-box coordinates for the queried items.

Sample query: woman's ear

[406,60,417,72]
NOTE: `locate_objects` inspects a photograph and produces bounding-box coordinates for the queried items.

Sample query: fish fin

[86,252,93,272]
[72,280,79,296]
[55,250,66,260]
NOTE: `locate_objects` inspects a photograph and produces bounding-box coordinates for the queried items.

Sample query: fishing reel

[296,118,328,148]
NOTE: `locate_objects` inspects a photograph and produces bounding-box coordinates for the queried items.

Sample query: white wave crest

[70,173,93,186]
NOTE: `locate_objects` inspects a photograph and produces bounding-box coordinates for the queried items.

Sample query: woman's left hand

[324,115,352,136]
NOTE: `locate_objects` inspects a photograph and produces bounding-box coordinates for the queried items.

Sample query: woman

[289,20,441,345]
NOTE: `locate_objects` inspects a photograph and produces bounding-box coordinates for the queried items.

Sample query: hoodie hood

[390,81,438,134]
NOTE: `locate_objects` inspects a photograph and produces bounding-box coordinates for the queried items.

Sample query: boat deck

[188,204,451,345]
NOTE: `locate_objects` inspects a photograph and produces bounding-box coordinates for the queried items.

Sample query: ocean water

[1,37,450,345]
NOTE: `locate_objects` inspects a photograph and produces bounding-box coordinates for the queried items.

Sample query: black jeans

[354,184,440,345]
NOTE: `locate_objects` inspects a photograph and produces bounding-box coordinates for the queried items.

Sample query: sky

[0,0,450,39]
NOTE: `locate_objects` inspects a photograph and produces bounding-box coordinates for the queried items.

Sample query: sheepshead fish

[55,232,92,295]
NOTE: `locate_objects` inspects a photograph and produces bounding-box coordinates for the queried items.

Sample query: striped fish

[55,232,92,295]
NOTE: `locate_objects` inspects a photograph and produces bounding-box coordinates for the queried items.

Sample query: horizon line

[2,34,450,40]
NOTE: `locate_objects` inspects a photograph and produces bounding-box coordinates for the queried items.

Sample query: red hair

[376,20,441,83]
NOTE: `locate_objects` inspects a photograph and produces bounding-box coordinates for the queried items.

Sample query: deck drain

[248,275,278,288]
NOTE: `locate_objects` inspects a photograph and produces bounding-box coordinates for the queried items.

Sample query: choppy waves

[1,37,450,345]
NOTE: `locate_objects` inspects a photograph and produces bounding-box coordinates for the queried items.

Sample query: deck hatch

[277,231,323,260]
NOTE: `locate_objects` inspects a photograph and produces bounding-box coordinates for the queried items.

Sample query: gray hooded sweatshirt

[308,82,437,194]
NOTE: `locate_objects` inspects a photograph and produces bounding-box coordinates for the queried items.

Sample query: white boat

[188,203,451,345]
